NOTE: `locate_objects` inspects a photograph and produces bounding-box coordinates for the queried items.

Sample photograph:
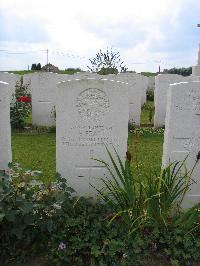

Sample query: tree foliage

[87,48,128,74]
[31,63,42,70]
[163,67,192,76]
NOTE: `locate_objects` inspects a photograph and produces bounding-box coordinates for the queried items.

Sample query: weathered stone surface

[56,78,129,196]
[0,81,12,171]
[163,81,200,208]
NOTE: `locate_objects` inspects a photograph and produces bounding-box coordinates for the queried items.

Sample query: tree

[36,63,41,70]
[31,64,37,70]
[31,63,42,70]
[87,48,128,74]
[163,67,192,76]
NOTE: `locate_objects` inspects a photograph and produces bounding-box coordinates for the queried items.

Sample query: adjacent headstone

[147,76,155,92]
[0,81,12,172]
[141,75,148,105]
[154,74,184,127]
[163,81,200,208]
[192,44,200,76]
[30,72,68,126]
[0,72,20,99]
[56,78,129,196]
[106,73,142,125]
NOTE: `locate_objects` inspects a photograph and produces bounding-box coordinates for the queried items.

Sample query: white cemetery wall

[56,78,129,196]
[163,81,200,208]
[0,81,12,172]
[154,74,184,127]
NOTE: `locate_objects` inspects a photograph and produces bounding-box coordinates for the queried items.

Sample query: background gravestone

[0,81,12,172]
[56,78,129,196]
[0,72,20,100]
[30,72,69,126]
[106,73,143,125]
[154,74,184,127]
[163,81,200,208]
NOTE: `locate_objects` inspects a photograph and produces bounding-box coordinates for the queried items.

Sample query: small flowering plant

[10,76,31,129]
[58,242,67,251]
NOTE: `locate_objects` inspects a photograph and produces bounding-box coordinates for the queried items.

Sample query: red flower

[17,96,31,103]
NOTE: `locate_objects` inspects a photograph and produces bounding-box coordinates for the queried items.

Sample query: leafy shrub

[0,164,147,265]
[10,77,31,129]
[1,157,200,265]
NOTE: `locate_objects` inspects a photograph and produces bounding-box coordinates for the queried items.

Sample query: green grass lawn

[128,132,163,178]
[12,132,163,183]
[12,133,56,182]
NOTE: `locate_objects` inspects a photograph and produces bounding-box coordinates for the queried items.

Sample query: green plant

[10,77,31,129]
[0,164,146,265]
[93,146,147,234]
[94,147,199,233]
[0,163,74,264]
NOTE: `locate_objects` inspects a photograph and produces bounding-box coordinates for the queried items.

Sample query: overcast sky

[0,0,200,72]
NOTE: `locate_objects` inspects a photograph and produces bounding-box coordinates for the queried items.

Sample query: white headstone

[106,73,142,125]
[192,44,200,76]
[163,81,200,208]
[0,72,20,100]
[147,76,155,91]
[0,81,12,172]
[154,74,184,127]
[56,78,129,196]
[30,73,69,126]
[141,75,148,105]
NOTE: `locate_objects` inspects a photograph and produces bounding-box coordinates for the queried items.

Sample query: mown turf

[12,132,163,183]
[128,132,163,178]
[12,133,56,182]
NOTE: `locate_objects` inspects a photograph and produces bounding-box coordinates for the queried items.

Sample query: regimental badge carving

[184,130,200,154]
[76,88,110,119]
